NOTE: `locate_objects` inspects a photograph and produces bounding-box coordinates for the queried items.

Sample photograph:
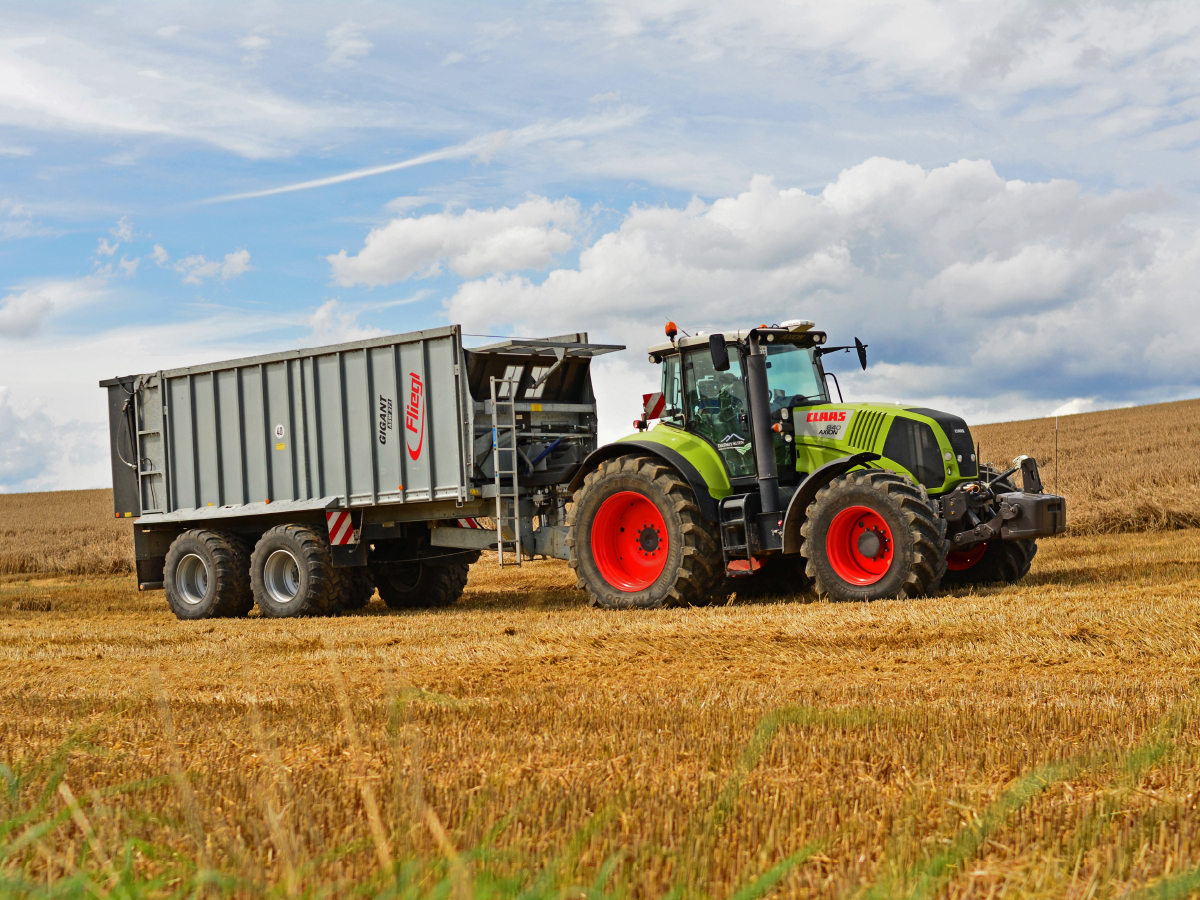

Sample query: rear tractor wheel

[568,455,722,609]
[801,470,947,601]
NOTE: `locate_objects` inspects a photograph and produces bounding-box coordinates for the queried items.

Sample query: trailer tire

[335,567,376,612]
[373,562,469,609]
[164,529,253,620]
[801,470,948,602]
[250,524,341,618]
[568,454,723,609]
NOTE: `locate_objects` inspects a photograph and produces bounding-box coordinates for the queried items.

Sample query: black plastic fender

[781,452,882,554]
[568,441,720,522]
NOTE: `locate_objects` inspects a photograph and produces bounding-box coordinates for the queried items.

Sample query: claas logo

[806,411,848,423]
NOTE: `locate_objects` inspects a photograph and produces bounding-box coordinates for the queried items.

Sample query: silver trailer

[101,325,622,618]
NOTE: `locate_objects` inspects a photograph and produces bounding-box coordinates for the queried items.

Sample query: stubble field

[2,400,1200,898]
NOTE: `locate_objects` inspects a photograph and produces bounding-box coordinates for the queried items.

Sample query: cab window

[683,348,755,478]
[660,354,684,426]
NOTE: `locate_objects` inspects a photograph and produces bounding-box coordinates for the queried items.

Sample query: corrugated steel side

[144,326,468,515]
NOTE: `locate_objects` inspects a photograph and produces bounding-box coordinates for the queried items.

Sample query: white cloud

[0,277,107,338]
[0,198,39,239]
[0,144,32,157]
[326,22,372,68]
[0,30,362,158]
[155,25,180,38]
[173,249,252,285]
[605,2,1200,153]
[151,243,169,266]
[436,159,1200,424]
[328,197,581,286]
[110,216,133,242]
[308,299,384,344]
[119,256,140,278]
[441,51,465,66]
[95,237,118,257]
[0,386,69,489]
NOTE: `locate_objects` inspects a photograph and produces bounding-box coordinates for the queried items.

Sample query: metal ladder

[490,375,522,567]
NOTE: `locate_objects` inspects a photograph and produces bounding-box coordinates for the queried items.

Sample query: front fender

[569,429,731,522]
[781,452,881,554]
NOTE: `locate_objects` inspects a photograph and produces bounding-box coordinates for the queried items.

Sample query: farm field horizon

[2,401,1200,897]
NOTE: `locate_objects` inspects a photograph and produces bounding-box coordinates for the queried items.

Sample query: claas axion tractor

[103,320,1066,619]
[567,319,1066,607]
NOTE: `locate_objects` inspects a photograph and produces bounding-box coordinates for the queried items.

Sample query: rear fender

[569,440,722,522]
[781,452,881,554]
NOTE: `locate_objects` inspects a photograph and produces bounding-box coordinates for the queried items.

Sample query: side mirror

[709,333,730,371]
[854,337,868,371]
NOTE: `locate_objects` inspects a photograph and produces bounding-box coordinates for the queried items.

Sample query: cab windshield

[765,343,828,410]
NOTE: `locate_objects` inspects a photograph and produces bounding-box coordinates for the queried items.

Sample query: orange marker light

[665,321,678,340]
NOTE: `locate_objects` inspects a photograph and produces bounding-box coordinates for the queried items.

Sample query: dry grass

[0,489,132,576]
[1,397,1198,579]
[3,530,1200,897]
[972,397,1200,535]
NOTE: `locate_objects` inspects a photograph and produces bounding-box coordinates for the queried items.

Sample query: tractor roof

[647,320,818,355]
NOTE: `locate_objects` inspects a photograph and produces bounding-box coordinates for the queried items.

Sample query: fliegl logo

[405,373,425,461]
[718,433,746,450]
[796,409,854,440]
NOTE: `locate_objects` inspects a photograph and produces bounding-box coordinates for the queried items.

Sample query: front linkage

[938,456,1066,578]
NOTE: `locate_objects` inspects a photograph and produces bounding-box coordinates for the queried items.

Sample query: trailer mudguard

[568,431,731,522]
[781,452,881,554]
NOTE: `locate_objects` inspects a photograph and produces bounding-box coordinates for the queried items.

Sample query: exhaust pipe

[745,330,781,518]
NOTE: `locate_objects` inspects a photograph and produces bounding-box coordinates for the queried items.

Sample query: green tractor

[567,320,1067,608]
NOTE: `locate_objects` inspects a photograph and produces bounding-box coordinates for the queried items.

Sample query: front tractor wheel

[568,455,722,609]
[940,539,1037,588]
[801,470,948,602]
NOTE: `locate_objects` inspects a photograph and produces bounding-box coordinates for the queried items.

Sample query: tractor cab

[648,320,831,484]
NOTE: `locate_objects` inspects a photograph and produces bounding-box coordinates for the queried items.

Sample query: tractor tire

[726,556,812,600]
[941,464,1038,587]
[568,454,723,609]
[335,566,376,612]
[941,539,1037,587]
[250,524,342,618]
[373,562,469,609]
[801,469,948,602]
[164,529,253,620]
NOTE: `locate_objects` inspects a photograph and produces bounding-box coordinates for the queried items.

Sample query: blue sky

[3,1,1200,490]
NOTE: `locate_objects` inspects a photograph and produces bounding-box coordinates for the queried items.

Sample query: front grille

[847,409,887,451]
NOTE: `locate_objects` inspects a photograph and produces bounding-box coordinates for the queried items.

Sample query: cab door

[682,347,756,479]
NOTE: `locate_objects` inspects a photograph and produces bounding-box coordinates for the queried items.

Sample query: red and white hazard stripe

[326,510,355,545]
[455,518,482,529]
[643,392,666,419]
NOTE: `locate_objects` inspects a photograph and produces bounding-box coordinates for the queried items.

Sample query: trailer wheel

[250,524,341,618]
[373,562,469,609]
[164,529,253,620]
[801,470,947,601]
[568,454,722,609]
[336,567,376,612]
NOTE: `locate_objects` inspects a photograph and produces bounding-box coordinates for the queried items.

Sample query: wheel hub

[637,524,661,554]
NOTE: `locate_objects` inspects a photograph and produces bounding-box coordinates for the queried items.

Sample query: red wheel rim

[590,491,669,592]
[946,542,987,571]
[825,505,894,586]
